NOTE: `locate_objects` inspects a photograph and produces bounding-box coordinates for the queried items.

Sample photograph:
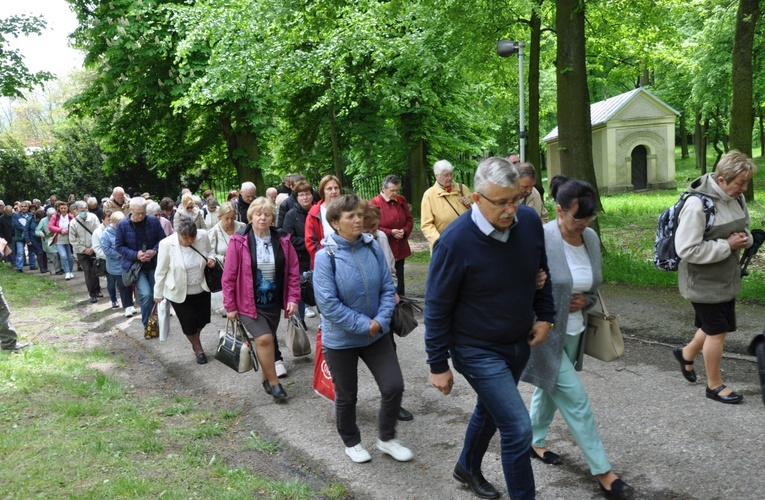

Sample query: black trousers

[394,259,406,296]
[77,253,101,296]
[324,333,404,447]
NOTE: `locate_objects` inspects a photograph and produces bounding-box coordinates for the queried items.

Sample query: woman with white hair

[147,201,173,236]
[420,159,472,249]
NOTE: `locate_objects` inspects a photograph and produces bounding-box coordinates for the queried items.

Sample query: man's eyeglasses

[563,209,597,224]
[477,192,522,209]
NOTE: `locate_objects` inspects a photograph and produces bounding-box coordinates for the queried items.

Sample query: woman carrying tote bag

[521,176,632,497]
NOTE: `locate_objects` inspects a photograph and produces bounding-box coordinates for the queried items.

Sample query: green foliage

[0,15,54,97]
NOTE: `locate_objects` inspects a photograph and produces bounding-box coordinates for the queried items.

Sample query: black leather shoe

[90,296,98,303]
[271,383,288,401]
[706,384,743,404]
[398,407,413,421]
[530,447,562,465]
[672,347,697,382]
[262,380,272,395]
[453,462,500,499]
[96,292,104,298]
[55,270,65,275]
[196,352,208,364]
[600,478,633,496]
[2,342,29,352]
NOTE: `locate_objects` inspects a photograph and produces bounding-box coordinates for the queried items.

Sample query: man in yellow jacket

[420,160,472,249]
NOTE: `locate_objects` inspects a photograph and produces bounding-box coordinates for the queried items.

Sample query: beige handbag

[585,290,625,362]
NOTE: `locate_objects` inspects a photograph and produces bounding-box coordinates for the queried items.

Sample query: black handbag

[390,296,422,337]
[122,260,143,286]
[300,271,316,307]
[215,320,258,373]
[190,246,223,293]
[94,258,107,277]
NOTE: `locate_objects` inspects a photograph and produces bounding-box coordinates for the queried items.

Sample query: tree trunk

[220,116,264,191]
[694,112,705,172]
[328,99,347,188]
[760,107,765,156]
[402,113,428,219]
[555,0,601,212]
[729,0,760,201]
[527,4,542,178]
[679,113,689,159]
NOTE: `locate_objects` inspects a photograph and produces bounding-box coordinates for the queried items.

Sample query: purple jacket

[222,225,301,319]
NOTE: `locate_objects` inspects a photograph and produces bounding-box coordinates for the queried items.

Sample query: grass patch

[0,267,331,498]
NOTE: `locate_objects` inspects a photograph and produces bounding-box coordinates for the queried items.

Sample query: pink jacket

[222,226,301,319]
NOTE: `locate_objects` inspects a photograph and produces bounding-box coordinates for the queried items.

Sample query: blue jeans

[15,241,35,269]
[56,244,73,273]
[134,269,156,327]
[451,341,535,500]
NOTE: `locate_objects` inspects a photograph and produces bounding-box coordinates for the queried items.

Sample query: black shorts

[169,292,211,336]
[691,300,736,335]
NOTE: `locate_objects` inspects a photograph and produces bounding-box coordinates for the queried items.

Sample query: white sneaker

[376,439,413,462]
[65,272,73,280]
[345,444,372,463]
[275,360,288,378]
[305,307,316,318]
[125,307,134,317]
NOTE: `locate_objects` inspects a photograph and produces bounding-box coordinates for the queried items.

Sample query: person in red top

[369,175,413,295]
[305,175,342,268]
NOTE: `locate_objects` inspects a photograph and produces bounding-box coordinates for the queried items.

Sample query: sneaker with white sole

[275,360,288,378]
[125,306,134,317]
[345,444,372,463]
[305,307,316,318]
[376,439,414,462]
[65,272,74,280]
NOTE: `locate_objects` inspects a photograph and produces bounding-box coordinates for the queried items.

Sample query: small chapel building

[543,88,680,194]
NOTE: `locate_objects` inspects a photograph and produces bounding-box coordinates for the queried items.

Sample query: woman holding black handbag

[221,197,301,401]
[521,176,632,497]
[154,219,216,364]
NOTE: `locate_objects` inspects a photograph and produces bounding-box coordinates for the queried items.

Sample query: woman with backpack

[672,150,756,404]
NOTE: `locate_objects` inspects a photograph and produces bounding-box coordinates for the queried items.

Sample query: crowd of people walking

[2,148,758,499]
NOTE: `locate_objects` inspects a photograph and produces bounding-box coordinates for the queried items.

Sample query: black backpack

[654,192,715,271]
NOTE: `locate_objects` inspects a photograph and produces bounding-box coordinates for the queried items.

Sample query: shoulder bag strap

[596,290,610,317]
[76,217,93,235]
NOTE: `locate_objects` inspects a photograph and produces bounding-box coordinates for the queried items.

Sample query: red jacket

[305,202,325,269]
[48,213,74,244]
[370,194,413,261]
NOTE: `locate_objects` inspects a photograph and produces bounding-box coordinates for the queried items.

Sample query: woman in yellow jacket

[420,160,472,249]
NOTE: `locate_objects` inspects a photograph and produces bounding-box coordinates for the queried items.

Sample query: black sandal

[672,347,696,382]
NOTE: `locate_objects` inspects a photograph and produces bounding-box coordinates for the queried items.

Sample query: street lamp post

[497,39,525,163]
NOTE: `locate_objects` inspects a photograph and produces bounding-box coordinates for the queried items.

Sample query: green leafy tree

[0,15,54,98]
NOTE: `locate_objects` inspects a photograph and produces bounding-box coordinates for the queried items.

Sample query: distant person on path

[313,195,411,464]
[12,201,35,272]
[48,201,75,280]
[69,201,103,303]
[420,160,472,250]
[102,211,136,317]
[517,163,549,223]
[154,219,216,364]
[115,197,166,328]
[232,182,257,223]
[672,150,756,405]
[425,157,554,499]
[0,238,29,351]
[305,175,342,268]
[370,174,413,295]
[521,175,632,497]
[282,181,316,322]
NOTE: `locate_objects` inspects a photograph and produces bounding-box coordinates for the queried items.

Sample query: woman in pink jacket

[222,197,301,401]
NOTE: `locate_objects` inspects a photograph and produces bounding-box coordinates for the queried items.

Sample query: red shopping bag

[312,327,336,402]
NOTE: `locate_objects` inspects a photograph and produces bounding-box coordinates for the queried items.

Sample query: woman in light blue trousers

[521,175,632,497]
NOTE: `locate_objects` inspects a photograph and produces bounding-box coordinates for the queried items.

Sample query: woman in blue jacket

[313,194,411,465]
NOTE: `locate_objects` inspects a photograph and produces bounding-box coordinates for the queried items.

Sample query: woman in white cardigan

[154,219,216,364]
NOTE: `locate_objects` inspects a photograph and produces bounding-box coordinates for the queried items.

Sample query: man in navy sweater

[425,156,555,500]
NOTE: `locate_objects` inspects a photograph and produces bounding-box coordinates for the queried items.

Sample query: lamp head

[497,39,520,57]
